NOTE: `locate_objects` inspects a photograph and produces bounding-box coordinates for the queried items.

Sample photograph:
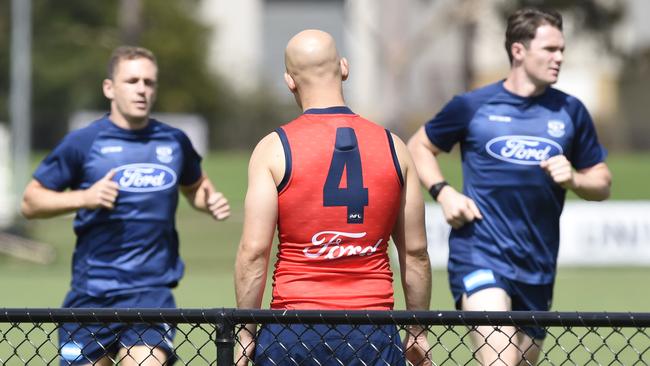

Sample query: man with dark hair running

[408,7,611,365]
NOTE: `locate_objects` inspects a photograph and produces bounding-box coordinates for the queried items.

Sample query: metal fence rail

[1,308,649,365]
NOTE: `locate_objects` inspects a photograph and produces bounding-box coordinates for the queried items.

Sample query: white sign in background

[424,201,650,268]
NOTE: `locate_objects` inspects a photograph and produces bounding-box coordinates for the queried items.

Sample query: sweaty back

[272,107,404,310]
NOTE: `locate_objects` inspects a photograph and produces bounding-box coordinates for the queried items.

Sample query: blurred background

[0,0,649,310]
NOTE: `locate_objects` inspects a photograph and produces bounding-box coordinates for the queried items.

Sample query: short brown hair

[107,46,157,79]
[505,8,563,64]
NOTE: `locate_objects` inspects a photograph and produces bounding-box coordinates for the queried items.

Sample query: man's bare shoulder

[250,131,285,184]
[251,132,282,160]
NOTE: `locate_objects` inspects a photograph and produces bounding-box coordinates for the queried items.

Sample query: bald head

[285,29,346,86]
[283,30,348,109]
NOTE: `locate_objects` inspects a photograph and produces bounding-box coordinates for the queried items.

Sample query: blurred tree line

[0,0,295,151]
[2,0,648,151]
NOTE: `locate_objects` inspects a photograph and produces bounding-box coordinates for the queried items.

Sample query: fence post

[215,315,235,366]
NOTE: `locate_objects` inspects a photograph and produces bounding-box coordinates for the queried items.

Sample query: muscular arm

[21,171,118,219]
[235,133,284,309]
[234,134,283,365]
[392,134,431,312]
[392,134,433,366]
[407,126,482,229]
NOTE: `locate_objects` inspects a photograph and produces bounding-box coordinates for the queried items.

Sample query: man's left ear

[340,57,349,81]
[284,72,297,92]
[102,79,114,100]
[511,42,527,63]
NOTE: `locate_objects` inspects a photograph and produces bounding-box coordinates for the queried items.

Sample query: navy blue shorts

[254,324,405,366]
[449,265,553,340]
[58,288,176,365]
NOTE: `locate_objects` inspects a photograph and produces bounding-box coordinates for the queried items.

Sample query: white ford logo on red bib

[486,135,563,165]
[114,163,177,192]
[304,231,382,259]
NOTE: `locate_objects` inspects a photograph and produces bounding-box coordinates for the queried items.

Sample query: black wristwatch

[428,181,449,201]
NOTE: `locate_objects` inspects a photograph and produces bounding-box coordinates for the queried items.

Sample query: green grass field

[1,150,649,310]
[0,150,648,364]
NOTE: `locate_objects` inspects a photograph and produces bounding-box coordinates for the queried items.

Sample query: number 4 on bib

[323,127,369,224]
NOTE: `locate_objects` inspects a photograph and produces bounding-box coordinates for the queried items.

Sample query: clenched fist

[204,186,231,221]
[83,170,120,210]
[540,155,575,189]
[437,185,483,229]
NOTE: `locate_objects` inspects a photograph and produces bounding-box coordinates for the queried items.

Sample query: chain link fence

[1,309,649,365]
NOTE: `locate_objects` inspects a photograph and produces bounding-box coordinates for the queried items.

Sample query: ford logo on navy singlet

[486,135,563,165]
[114,163,177,192]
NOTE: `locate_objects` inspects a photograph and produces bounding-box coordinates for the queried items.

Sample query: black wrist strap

[428,181,449,201]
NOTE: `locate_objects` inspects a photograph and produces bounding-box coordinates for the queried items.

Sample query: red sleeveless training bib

[271,111,403,310]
